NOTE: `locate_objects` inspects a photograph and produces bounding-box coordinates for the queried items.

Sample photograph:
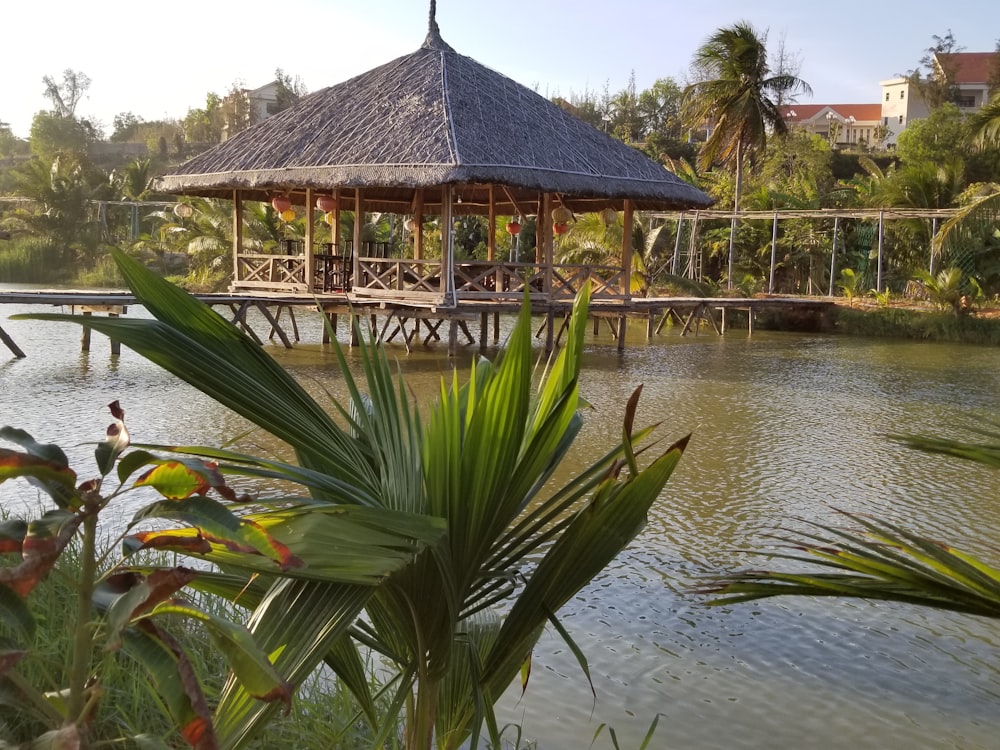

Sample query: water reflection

[2,301,1000,748]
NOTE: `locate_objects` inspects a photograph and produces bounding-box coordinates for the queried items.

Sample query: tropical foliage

[19,249,689,749]
[701,427,1000,620]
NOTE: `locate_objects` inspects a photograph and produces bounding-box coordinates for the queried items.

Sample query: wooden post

[727,215,737,290]
[414,189,424,260]
[441,185,455,305]
[479,312,488,350]
[232,190,243,284]
[487,185,496,262]
[353,188,364,293]
[930,217,938,274]
[493,311,500,344]
[541,193,553,296]
[109,312,121,355]
[305,187,314,291]
[545,310,555,353]
[80,311,92,352]
[0,325,25,358]
[333,188,342,257]
[622,200,634,299]
[616,315,626,352]
[448,319,458,356]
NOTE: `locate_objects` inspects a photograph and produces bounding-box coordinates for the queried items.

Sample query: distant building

[780,104,885,149]
[878,51,998,146]
[221,81,285,141]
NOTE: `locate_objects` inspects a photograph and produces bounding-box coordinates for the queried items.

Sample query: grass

[0,237,73,284]
[833,305,1000,345]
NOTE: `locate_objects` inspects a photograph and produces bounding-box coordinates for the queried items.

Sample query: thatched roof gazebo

[152,1,712,305]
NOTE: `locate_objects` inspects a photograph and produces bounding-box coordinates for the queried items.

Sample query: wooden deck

[0,288,835,358]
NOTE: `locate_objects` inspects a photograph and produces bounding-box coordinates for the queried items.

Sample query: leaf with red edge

[0,519,27,555]
[0,511,81,596]
[146,598,292,707]
[125,623,218,750]
[132,497,303,569]
[136,462,210,500]
[97,568,200,650]
[0,448,78,510]
[124,530,213,557]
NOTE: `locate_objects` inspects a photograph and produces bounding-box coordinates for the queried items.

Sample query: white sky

[1,0,996,139]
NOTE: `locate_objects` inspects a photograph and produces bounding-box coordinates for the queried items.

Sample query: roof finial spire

[422,0,453,51]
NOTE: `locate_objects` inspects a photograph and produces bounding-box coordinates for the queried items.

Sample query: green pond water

[1,298,999,749]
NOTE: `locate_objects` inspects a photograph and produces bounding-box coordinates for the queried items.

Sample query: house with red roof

[779,103,885,148]
[878,50,998,147]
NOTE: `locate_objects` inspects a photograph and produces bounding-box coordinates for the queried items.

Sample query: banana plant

[19,249,689,750]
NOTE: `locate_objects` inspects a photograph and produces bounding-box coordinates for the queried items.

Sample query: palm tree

[683,22,811,287]
[29,251,688,750]
[967,90,1000,149]
[701,427,1000,620]
[683,21,811,213]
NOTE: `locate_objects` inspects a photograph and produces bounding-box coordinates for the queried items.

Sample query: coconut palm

[966,90,1000,149]
[25,250,688,750]
[683,21,812,213]
[683,21,811,287]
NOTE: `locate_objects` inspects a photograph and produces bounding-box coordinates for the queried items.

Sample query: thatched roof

[152,9,712,214]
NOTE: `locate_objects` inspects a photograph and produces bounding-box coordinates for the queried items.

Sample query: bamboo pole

[768,211,778,293]
[672,214,683,276]
[442,185,455,306]
[876,210,885,292]
[828,217,840,296]
[930,217,938,274]
[487,185,496,262]
[353,189,363,294]
[414,189,424,260]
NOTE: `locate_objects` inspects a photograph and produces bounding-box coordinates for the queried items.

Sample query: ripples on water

[2,301,1000,749]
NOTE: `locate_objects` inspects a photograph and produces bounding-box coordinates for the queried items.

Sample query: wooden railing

[234,253,628,301]
[234,254,309,291]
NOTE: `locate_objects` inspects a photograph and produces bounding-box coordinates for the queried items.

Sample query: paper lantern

[324,212,335,225]
[506,220,521,235]
[173,202,193,219]
[552,205,572,224]
[404,217,418,233]
[280,209,296,222]
[315,195,337,213]
[271,195,292,213]
[599,208,618,226]
[553,222,569,235]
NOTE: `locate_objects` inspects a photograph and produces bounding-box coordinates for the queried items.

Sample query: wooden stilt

[492,311,500,344]
[616,316,626,351]
[544,310,555,354]
[0,324,26,358]
[81,311,92,352]
[448,320,458,356]
[479,312,488,350]
[109,312,121,355]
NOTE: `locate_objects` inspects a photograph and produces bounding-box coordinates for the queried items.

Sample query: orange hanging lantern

[553,222,569,235]
[315,194,338,213]
[280,209,296,222]
[324,211,335,225]
[506,220,521,235]
[271,195,292,213]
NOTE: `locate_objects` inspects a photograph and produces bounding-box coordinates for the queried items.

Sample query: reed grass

[0,238,71,284]
[833,306,1000,345]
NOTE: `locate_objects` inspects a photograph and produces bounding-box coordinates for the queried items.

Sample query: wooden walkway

[0,289,836,358]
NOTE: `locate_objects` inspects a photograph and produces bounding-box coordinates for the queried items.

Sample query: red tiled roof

[779,103,883,123]
[936,52,999,84]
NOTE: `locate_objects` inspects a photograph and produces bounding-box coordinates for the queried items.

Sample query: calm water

[2,296,999,749]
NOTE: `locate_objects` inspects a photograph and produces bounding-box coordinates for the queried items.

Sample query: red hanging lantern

[271,195,292,213]
[506,220,521,235]
[315,194,338,213]
[553,222,569,235]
